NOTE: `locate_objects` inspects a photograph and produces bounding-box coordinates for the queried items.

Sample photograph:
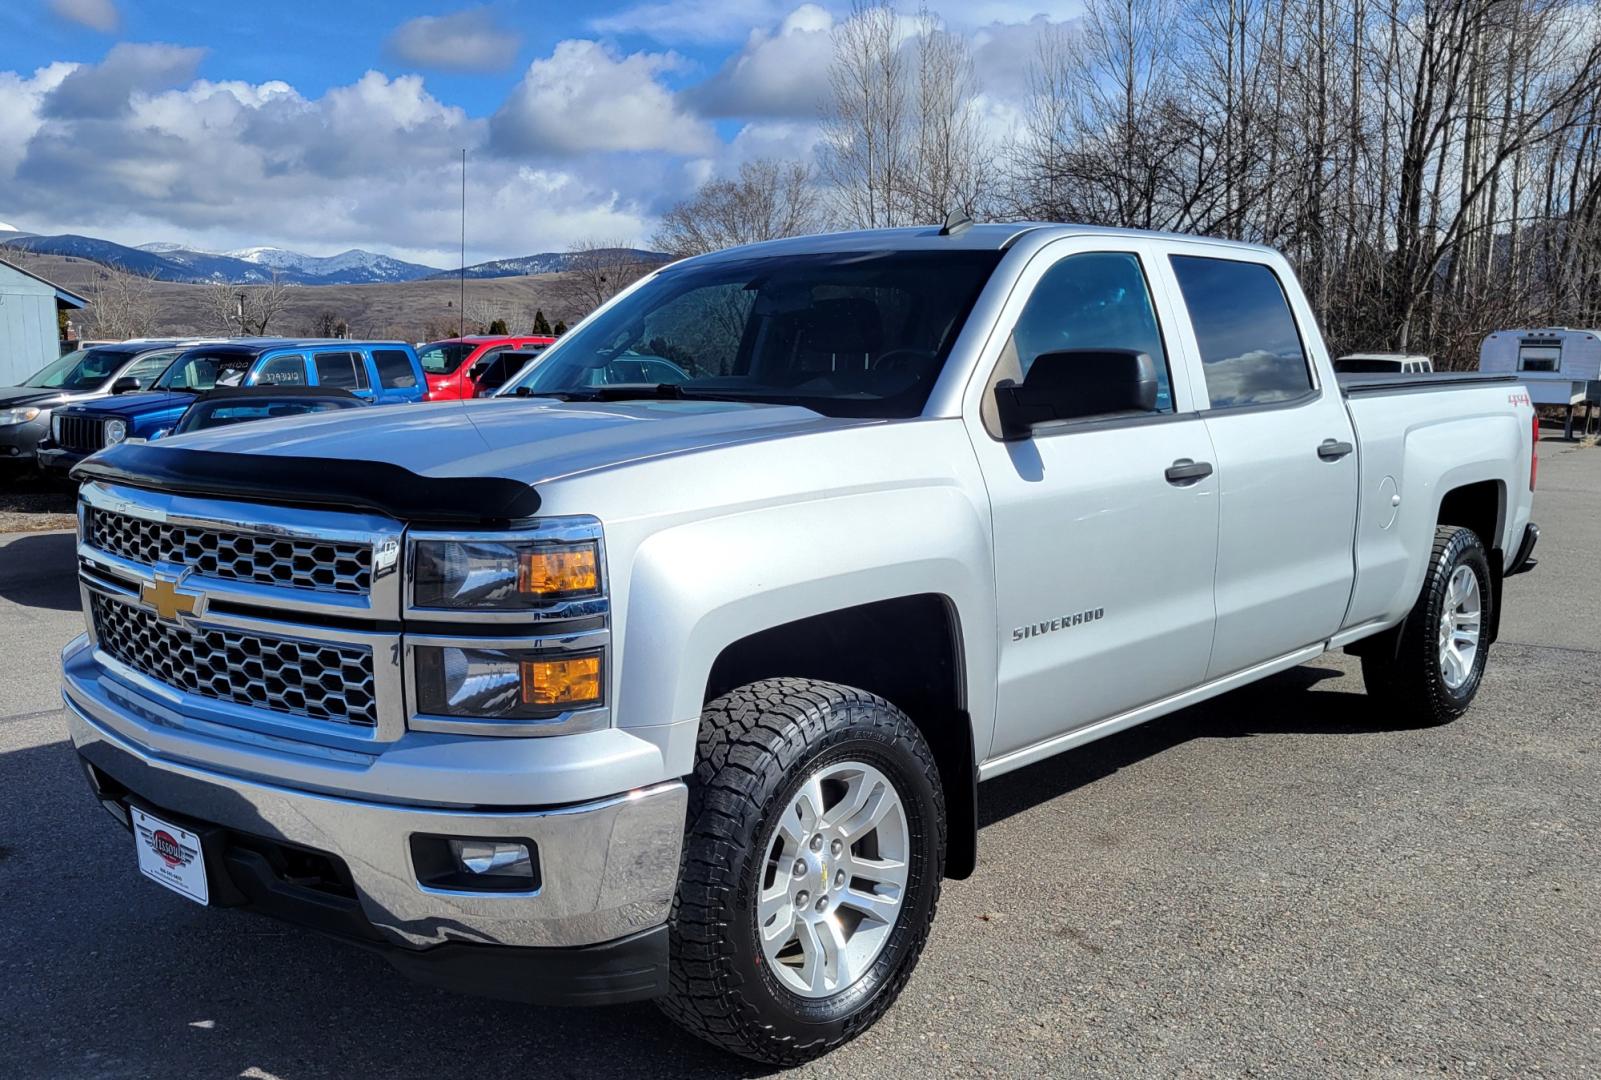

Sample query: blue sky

[0,1,1075,264]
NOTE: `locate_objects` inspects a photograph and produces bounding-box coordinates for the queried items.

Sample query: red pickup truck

[418,335,556,400]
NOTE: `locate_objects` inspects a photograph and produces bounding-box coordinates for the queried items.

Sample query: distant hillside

[424,248,670,280]
[1,233,440,285]
[13,251,587,344]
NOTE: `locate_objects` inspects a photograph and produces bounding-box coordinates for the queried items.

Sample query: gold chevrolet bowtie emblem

[140,575,202,622]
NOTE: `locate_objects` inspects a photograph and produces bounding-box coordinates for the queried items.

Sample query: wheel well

[1437,480,1503,549]
[704,594,977,880]
[1436,479,1506,644]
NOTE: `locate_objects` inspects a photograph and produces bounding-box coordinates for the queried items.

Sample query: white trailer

[1480,328,1601,437]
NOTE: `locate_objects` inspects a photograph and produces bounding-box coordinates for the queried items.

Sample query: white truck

[62,224,1540,1063]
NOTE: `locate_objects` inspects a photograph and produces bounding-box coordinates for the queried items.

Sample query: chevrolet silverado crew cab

[61,224,1539,1064]
[40,339,426,474]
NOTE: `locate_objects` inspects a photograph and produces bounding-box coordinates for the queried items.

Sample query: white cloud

[42,42,205,118]
[490,40,715,157]
[48,0,119,33]
[2,49,668,261]
[589,0,796,43]
[385,8,522,72]
[682,4,834,119]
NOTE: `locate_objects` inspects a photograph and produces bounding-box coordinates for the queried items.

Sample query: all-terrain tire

[657,678,946,1064]
[1361,525,1493,725]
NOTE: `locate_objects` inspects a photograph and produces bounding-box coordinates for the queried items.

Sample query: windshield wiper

[513,383,697,403]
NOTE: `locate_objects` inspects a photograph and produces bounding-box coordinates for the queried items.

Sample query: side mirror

[111,377,141,394]
[994,350,1158,440]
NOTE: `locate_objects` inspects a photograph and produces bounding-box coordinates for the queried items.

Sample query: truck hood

[0,387,72,408]
[63,391,192,418]
[161,398,882,485]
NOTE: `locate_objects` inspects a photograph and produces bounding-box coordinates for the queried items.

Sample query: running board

[977,643,1328,781]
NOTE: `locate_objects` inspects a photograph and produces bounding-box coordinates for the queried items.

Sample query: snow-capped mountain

[223,246,439,283]
[422,249,669,281]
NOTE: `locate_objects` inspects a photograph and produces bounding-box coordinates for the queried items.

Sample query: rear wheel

[659,678,945,1064]
[1360,525,1493,724]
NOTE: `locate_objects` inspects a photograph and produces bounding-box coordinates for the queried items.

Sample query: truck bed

[1338,371,1519,395]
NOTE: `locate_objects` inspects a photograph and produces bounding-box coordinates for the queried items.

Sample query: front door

[972,241,1220,761]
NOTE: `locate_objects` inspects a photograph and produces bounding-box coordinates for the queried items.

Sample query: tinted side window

[122,352,177,388]
[372,349,418,389]
[256,355,307,386]
[1170,256,1312,408]
[314,352,367,390]
[1008,252,1173,412]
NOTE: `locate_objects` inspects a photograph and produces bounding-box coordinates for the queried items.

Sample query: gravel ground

[0,470,75,532]
[0,443,1595,1079]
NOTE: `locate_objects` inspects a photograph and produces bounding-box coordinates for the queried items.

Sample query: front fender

[611,484,997,781]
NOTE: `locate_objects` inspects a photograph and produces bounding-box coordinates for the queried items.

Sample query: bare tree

[905,10,992,221]
[822,1,912,227]
[563,240,652,316]
[310,310,348,338]
[653,159,822,258]
[83,267,161,340]
[202,273,295,336]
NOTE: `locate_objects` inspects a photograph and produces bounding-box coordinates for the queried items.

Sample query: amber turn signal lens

[517,544,599,596]
[520,654,602,707]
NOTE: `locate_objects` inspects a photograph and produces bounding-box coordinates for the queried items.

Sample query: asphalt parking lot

[1,444,1597,1079]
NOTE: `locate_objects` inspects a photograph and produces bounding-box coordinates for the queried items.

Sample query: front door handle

[1165,458,1214,484]
[1317,438,1354,461]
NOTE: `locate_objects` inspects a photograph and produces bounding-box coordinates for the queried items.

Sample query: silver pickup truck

[61,224,1540,1063]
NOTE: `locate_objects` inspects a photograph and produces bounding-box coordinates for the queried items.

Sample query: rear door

[311,350,372,400]
[370,347,422,401]
[970,237,1220,760]
[1163,250,1359,678]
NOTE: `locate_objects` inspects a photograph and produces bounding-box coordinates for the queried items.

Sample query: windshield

[418,341,477,375]
[174,398,356,434]
[499,250,1003,418]
[157,352,254,392]
[22,348,137,390]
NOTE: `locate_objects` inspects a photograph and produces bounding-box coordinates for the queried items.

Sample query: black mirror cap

[994,350,1159,439]
[111,377,142,394]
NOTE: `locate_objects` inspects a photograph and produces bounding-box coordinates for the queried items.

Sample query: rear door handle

[1317,439,1354,461]
[1165,458,1214,484]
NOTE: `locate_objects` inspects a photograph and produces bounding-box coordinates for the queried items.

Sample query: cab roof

[674,222,1281,266]
[173,338,409,359]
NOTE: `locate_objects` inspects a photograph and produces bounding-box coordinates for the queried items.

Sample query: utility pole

[236,293,245,337]
[459,148,466,340]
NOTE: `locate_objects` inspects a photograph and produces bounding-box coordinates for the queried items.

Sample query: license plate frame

[131,805,210,906]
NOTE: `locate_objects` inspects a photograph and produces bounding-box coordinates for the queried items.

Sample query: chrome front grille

[87,506,372,595]
[57,415,105,453]
[89,592,378,727]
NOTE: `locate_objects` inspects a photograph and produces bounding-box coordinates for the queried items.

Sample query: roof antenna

[939,210,974,237]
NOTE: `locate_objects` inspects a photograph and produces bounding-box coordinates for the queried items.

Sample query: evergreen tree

[488,317,509,335]
[553,320,568,336]
[531,309,553,335]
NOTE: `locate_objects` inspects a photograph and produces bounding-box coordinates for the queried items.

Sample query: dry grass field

[13,253,589,342]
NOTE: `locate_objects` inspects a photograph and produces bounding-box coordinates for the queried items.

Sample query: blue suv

[40,339,426,474]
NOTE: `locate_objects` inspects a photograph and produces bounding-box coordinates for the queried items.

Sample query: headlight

[413,644,604,719]
[104,419,128,445]
[412,538,601,610]
[0,407,40,426]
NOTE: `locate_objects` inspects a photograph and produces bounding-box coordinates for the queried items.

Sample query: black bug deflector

[72,443,542,525]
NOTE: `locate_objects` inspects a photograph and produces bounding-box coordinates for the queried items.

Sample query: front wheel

[658,678,945,1064]
[1361,524,1493,724]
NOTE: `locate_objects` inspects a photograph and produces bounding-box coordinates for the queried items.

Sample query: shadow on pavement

[978,663,1434,829]
[0,531,80,613]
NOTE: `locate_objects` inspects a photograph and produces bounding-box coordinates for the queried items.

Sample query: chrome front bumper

[65,645,688,951]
